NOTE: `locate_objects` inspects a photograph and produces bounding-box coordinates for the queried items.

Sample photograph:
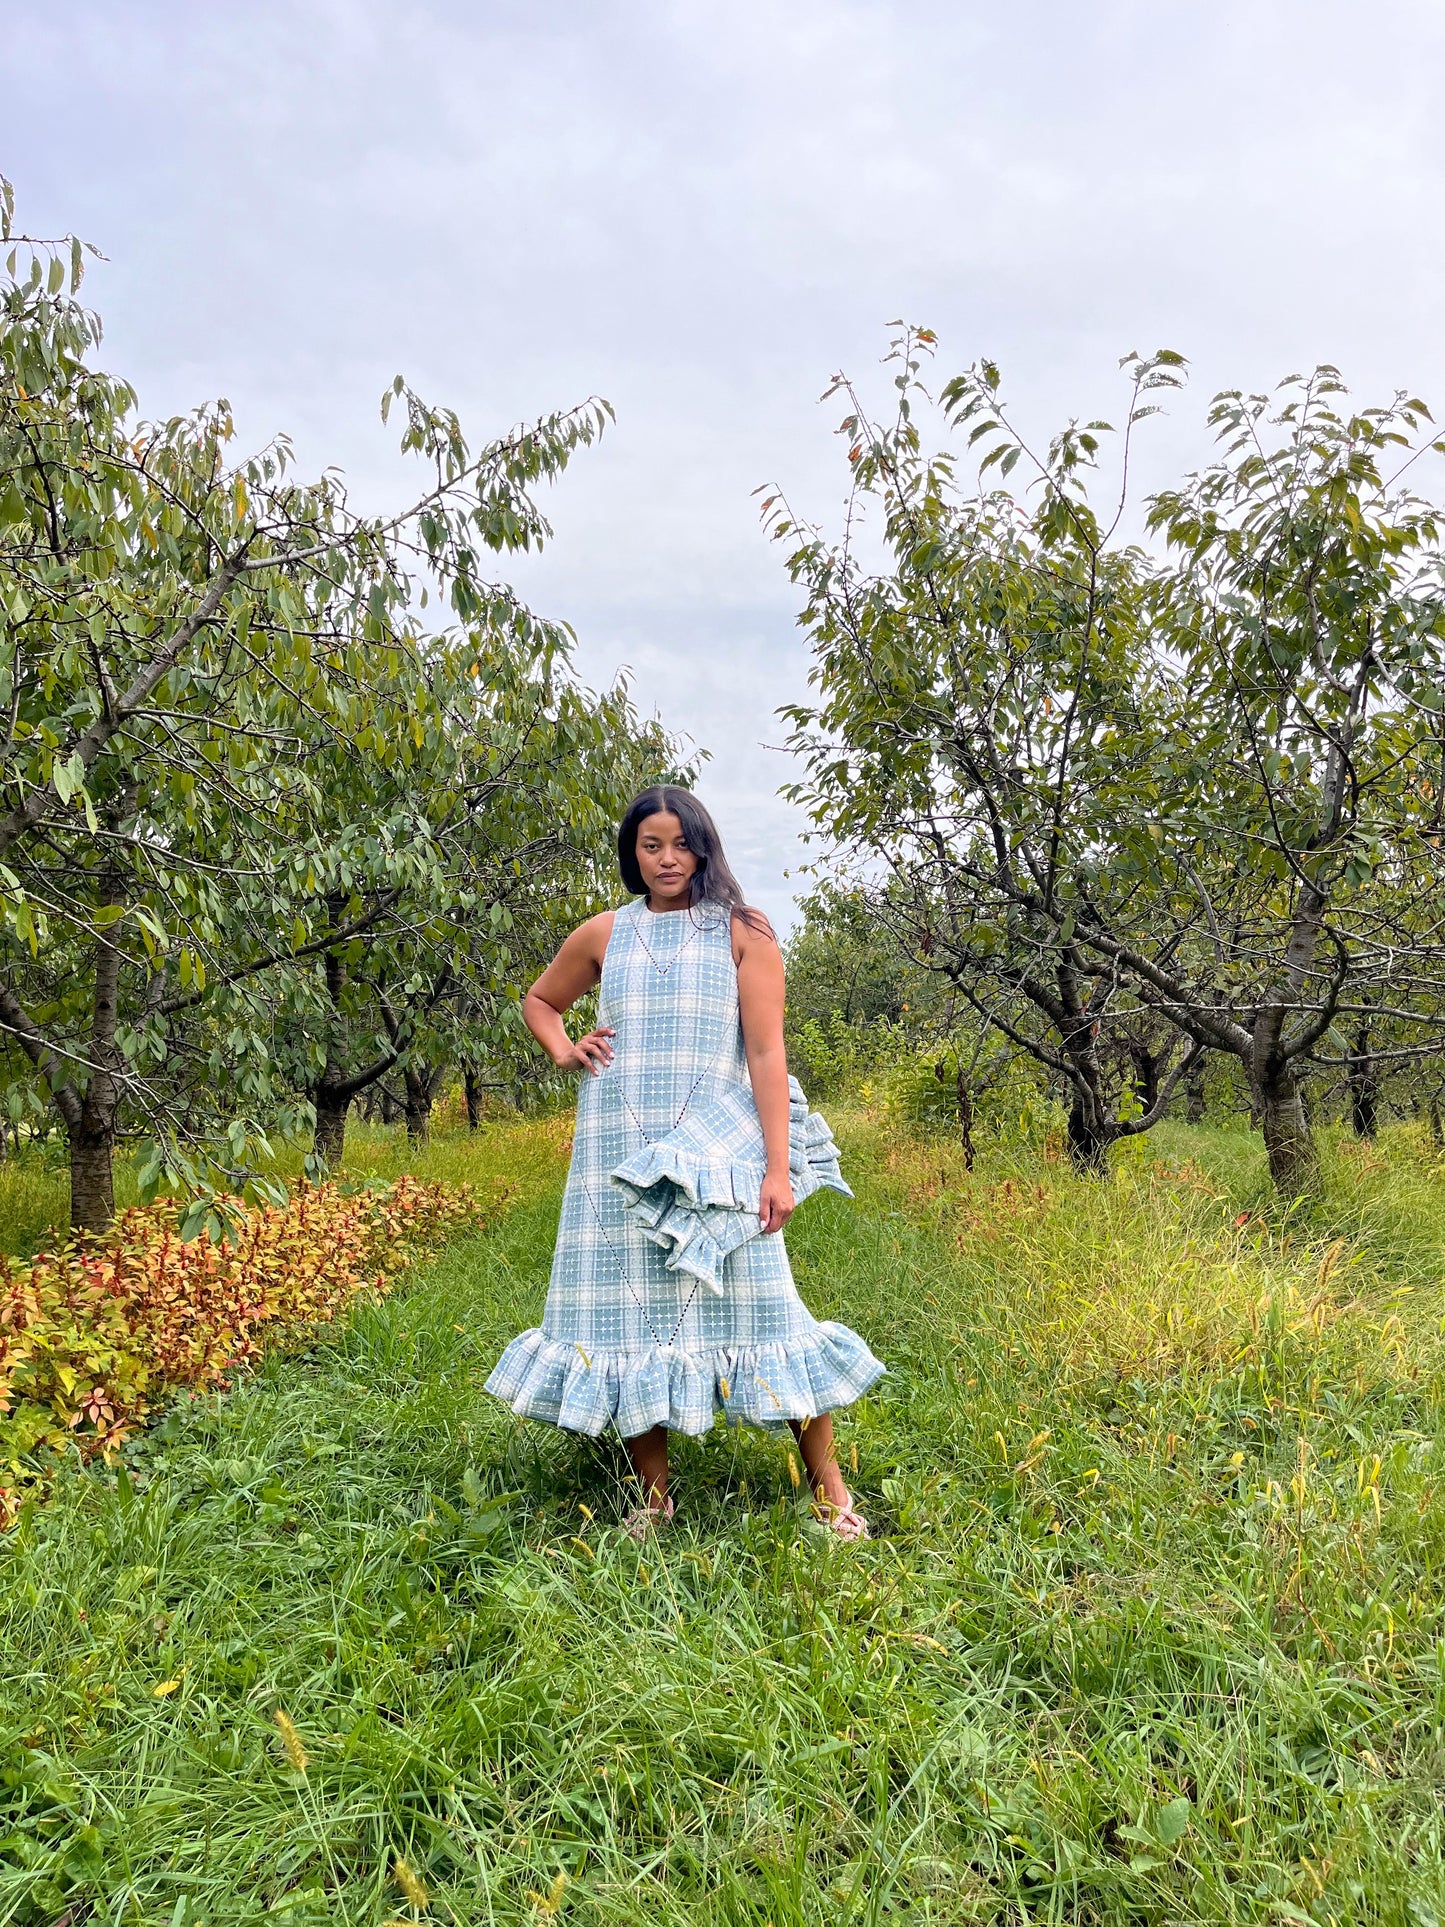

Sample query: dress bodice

[585,899,746,1142]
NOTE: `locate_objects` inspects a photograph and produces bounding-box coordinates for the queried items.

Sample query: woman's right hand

[555,1027,616,1076]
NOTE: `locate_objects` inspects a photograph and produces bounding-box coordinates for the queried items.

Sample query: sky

[7,0,1445,928]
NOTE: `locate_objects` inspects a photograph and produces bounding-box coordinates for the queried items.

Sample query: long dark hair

[617,786,772,937]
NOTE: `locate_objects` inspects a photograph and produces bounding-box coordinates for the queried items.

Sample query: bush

[788,1013,887,1098]
[0,1176,481,1513]
[869,1044,1066,1148]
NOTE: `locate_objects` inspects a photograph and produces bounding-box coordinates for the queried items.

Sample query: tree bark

[1346,1016,1380,1138]
[1059,975,1116,1174]
[69,1122,117,1234]
[1129,1044,1161,1116]
[1066,1091,1113,1172]
[311,1046,400,1165]
[1184,1054,1207,1123]
[404,1088,432,1146]
[935,1058,975,1170]
[1253,1056,1320,1194]
[399,1052,448,1146]
[1348,1069,1379,1139]
[403,1059,448,1146]
[306,939,400,1167]
[68,869,126,1233]
[310,940,353,1170]
[956,1061,976,1172]
[464,1067,484,1132]
[312,1072,351,1169]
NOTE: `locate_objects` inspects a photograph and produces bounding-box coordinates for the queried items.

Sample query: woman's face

[635,810,699,902]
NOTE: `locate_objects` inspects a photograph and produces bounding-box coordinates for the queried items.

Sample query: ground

[1,1112,1443,1924]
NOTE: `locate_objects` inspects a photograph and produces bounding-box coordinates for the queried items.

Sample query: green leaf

[1153,1797,1190,1845]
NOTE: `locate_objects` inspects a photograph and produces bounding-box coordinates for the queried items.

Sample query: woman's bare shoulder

[572,909,617,963]
[730,905,779,962]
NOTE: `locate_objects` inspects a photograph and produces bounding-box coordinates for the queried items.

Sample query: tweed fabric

[484,898,885,1436]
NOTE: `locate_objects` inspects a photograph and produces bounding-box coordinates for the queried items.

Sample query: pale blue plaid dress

[485,899,885,1436]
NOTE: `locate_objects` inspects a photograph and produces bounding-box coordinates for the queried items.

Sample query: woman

[485,786,884,1537]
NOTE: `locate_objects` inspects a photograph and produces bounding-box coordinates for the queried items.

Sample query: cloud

[9,0,1445,927]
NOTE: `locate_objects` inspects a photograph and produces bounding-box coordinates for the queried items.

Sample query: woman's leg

[625,1424,671,1513]
[790,1413,851,1510]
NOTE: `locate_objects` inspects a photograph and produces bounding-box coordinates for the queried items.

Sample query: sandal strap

[622,1494,674,1538]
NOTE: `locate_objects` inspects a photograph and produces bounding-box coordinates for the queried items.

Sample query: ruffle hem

[483,1322,885,1437]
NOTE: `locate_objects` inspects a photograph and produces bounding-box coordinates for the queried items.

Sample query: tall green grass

[0,1155,73,1260]
[2,1113,1443,1922]
[0,1116,572,1261]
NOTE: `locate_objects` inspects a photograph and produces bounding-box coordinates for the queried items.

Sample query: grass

[0,1155,80,1262]
[2,1109,1444,1922]
[0,1115,568,1262]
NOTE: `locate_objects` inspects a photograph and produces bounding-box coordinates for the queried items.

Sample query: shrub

[869,1044,1064,1148]
[788,1012,875,1097]
[0,1176,481,1513]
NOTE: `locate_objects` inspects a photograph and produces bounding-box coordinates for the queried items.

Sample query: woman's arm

[523,913,616,1075]
[735,911,793,1232]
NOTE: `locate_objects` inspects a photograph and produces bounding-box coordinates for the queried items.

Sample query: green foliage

[784,887,964,1112]
[768,327,1445,1191]
[785,1013,900,1102]
[0,182,682,1226]
[870,1045,1063,1147]
[3,1114,1444,1919]
[784,887,941,1035]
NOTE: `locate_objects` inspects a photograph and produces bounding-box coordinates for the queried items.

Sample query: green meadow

[3,1112,1444,1924]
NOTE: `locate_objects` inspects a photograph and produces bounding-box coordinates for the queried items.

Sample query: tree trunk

[935,1057,975,1170]
[1253,1058,1320,1194]
[464,1067,484,1132]
[1348,1069,1380,1139]
[69,870,126,1233]
[405,1092,432,1146]
[306,942,399,1164]
[1066,1093,1113,1173]
[1247,870,1332,1194]
[1129,1045,1160,1116]
[956,1062,976,1173]
[68,1106,117,1235]
[311,939,354,1170]
[402,1057,447,1146]
[1059,986,1115,1174]
[1185,1054,1207,1123]
[1430,1095,1444,1151]
[312,1078,350,1169]
[1347,1019,1380,1138]
[403,1067,433,1146]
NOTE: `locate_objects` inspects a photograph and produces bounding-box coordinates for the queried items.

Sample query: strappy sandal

[814,1490,870,1541]
[622,1493,675,1541]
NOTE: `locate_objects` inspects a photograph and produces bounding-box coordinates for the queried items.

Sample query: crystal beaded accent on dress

[484,898,884,1435]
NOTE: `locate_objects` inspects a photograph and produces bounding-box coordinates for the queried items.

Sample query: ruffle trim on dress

[609,1077,853,1296]
[483,1323,885,1438]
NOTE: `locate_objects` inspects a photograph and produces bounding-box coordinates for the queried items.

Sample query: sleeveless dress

[484,899,885,1436]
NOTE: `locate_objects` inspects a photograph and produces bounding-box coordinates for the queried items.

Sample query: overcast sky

[8,0,1445,927]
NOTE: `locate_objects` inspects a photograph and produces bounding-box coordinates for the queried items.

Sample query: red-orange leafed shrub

[0,1176,480,1517]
